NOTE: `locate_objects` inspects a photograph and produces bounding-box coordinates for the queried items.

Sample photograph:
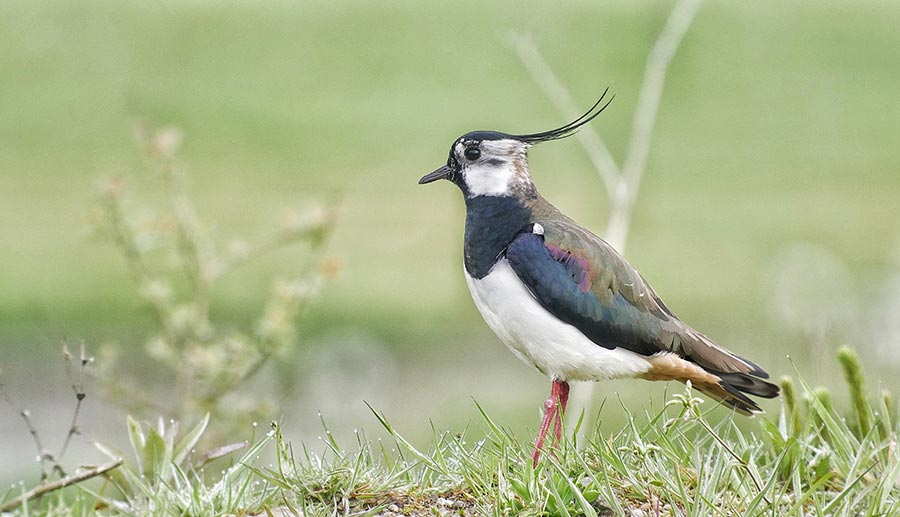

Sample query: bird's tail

[695,371,780,415]
[641,353,780,415]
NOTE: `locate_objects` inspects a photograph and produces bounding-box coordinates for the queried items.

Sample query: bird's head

[419,88,613,199]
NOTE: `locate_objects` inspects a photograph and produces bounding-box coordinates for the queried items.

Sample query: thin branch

[201,271,325,404]
[215,227,320,282]
[103,185,151,284]
[608,0,702,252]
[59,342,91,462]
[7,402,54,481]
[215,202,337,283]
[0,384,52,481]
[102,186,174,338]
[510,32,621,196]
[158,154,217,331]
[0,460,123,512]
[2,345,96,482]
[621,0,703,200]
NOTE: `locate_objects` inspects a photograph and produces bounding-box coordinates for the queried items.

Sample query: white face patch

[462,161,516,196]
[459,139,529,197]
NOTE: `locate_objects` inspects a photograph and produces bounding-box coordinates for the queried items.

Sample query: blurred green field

[2,0,900,481]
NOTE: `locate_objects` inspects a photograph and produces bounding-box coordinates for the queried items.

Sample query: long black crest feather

[511,87,613,145]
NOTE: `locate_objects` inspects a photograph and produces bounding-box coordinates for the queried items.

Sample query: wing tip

[738,356,771,379]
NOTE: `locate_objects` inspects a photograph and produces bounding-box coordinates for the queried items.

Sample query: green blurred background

[2,0,900,481]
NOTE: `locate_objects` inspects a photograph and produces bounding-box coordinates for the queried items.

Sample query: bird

[418,89,780,467]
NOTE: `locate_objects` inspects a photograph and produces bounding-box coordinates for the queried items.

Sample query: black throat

[463,195,532,279]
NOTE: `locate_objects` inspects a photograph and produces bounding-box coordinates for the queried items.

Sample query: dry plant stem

[103,193,175,341]
[0,460,123,512]
[613,0,703,250]
[220,227,322,276]
[152,145,334,414]
[160,156,214,326]
[59,342,89,462]
[21,409,54,480]
[513,0,702,436]
[103,191,152,282]
[131,121,215,323]
[1,388,56,480]
[200,261,326,404]
[156,156,212,420]
[2,344,92,482]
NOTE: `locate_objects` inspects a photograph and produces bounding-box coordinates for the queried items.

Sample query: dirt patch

[248,489,480,516]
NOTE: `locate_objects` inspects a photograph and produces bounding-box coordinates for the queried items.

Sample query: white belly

[465,259,652,382]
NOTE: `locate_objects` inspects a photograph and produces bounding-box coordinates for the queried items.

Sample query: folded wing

[504,219,778,413]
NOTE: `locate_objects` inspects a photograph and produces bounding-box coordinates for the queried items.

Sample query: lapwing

[418,90,779,467]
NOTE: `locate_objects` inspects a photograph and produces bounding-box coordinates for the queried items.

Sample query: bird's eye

[464,147,481,161]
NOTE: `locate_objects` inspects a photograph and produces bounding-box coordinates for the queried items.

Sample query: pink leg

[553,381,570,442]
[532,378,569,468]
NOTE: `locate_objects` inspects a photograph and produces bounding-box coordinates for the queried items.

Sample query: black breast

[463,195,532,279]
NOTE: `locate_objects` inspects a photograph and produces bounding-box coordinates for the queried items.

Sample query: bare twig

[160,154,216,324]
[0,460,123,512]
[59,341,91,461]
[1,395,56,481]
[101,177,152,282]
[512,0,703,435]
[102,184,174,340]
[216,212,334,281]
[614,0,704,250]
[2,343,95,481]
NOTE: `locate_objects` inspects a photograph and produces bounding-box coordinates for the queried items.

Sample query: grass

[3,348,899,516]
[244,369,900,516]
